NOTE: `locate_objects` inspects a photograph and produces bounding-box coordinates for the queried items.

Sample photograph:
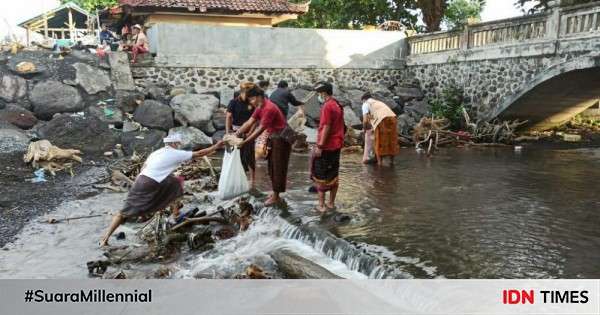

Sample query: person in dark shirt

[99,24,117,45]
[258,80,270,98]
[269,80,304,117]
[226,82,256,187]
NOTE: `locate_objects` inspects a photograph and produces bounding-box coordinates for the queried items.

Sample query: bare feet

[316,205,328,213]
[264,196,281,206]
[326,203,336,210]
[99,240,109,247]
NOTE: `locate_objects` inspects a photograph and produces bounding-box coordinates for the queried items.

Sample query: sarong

[311,149,341,192]
[120,174,183,219]
[374,116,400,157]
[267,134,291,193]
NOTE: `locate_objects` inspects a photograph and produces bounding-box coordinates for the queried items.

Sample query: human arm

[362,102,371,131]
[192,141,224,159]
[240,124,266,147]
[314,124,331,157]
[288,92,304,115]
[235,116,257,137]
[225,111,233,134]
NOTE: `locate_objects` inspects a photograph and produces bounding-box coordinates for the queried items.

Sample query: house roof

[18,2,93,29]
[118,0,310,15]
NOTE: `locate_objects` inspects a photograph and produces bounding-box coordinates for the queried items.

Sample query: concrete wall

[146,23,407,69]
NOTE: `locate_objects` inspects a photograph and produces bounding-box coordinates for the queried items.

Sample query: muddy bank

[0,152,108,247]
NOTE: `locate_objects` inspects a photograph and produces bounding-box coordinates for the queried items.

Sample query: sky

[0,0,535,42]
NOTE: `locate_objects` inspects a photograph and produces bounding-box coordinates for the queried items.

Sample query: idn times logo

[502,289,589,305]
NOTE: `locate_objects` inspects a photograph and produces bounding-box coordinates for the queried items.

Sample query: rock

[121,129,166,155]
[212,109,226,131]
[219,86,235,106]
[170,94,219,131]
[36,114,118,154]
[30,81,83,120]
[194,87,220,99]
[0,121,30,153]
[122,120,140,133]
[292,89,320,121]
[0,104,38,129]
[144,85,168,103]
[344,109,362,129]
[394,86,424,102]
[396,113,413,135]
[133,100,174,131]
[270,249,342,279]
[372,91,399,112]
[72,62,111,95]
[107,52,135,91]
[344,89,367,119]
[0,73,27,102]
[404,99,430,117]
[202,121,216,136]
[116,90,144,113]
[168,126,212,150]
[88,105,124,127]
[169,87,187,98]
[212,130,225,144]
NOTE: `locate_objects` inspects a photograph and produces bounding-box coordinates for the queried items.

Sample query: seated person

[99,24,117,45]
[122,24,149,63]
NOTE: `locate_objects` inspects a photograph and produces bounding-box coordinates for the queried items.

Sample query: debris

[31,168,46,183]
[222,134,244,147]
[104,151,113,157]
[15,61,36,74]
[563,134,582,142]
[44,214,103,224]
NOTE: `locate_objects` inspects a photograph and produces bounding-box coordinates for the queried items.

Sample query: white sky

[0,0,535,42]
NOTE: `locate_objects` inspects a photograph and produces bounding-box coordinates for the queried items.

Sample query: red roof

[119,0,309,14]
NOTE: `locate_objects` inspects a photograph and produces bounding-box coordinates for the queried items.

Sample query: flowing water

[2,147,600,279]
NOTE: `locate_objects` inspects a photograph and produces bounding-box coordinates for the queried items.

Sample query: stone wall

[132,66,405,96]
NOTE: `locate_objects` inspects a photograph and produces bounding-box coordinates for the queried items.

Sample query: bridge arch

[488,53,600,130]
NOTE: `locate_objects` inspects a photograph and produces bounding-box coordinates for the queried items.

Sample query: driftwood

[270,249,342,279]
[170,217,230,232]
[23,140,82,174]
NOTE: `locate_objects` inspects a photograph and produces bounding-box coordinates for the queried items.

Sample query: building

[18,2,95,43]
[115,0,310,28]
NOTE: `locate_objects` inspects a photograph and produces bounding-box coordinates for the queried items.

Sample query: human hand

[313,146,322,157]
[215,140,225,149]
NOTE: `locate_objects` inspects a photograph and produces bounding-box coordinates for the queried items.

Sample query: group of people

[99,23,149,63]
[99,80,399,246]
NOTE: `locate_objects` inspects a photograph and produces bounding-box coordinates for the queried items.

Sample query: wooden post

[26,27,30,46]
[68,8,74,40]
[44,12,49,38]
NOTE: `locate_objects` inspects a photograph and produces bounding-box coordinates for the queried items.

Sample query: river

[2,147,600,279]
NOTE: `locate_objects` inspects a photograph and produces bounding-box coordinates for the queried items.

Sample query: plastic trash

[103,108,115,117]
[31,169,46,183]
[218,147,250,200]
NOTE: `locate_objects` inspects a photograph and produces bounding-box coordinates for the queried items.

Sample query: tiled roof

[119,0,309,14]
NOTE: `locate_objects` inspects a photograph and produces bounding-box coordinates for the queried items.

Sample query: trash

[135,136,145,140]
[104,151,114,157]
[223,134,244,147]
[115,232,126,240]
[563,134,582,142]
[217,147,250,200]
[44,214,103,224]
[15,61,36,74]
[287,111,307,133]
[70,112,85,117]
[31,168,46,183]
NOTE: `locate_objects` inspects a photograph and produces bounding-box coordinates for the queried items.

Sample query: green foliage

[61,0,117,11]
[429,85,466,130]
[282,0,419,30]
[514,0,595,13]
[444,0,485,30]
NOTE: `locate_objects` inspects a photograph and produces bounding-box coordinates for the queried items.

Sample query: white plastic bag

[218,147,250,200]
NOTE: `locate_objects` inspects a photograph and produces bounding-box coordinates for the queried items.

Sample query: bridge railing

[408,0,600,55]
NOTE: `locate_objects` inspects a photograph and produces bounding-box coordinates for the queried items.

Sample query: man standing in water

[99,134,223,246]
[236,86,291,206]
[361,92,399,166]
[311,82,345,212]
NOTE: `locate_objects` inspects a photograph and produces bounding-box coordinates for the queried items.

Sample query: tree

[416,0,448,32]
[443,0,485,30]
[515,0,595,13]
[282,0,419,30]
[61,0,117,12]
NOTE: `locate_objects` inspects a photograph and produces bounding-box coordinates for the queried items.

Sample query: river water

[2,147,600,279]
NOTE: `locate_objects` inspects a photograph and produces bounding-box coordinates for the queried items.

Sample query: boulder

[168,126,213,150]
[170,94,219,131]
[396,113,414,136]
[219,86,235,106]
[36,114,118,153]
[121,129,166,155]
[372,91,399,112]
[394,86,424,102]
[133,100,174,131]
[404,99,430,117]
[344,89,367,119]
[292,89,320,121]
[344,109,362,129]
[30,81,83,120]
[212,130,225,144]
[72,62,111,95]
[0,120,30,153]
[169,87,187,98]
[0,73,27,102]
[0,104,38,129]
[116,90,144,113]
[88,105,124,127]
[194,87,220,99]
[202,121,216,136]
[212,109,227,131]
[144,85,169,104]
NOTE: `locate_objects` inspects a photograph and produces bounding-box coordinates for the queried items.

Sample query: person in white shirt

[100,134,223,246]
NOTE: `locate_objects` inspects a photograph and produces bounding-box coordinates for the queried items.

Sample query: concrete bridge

[406,0,600,130]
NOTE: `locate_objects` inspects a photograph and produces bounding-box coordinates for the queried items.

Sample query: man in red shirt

[236,86,291,206]
[311,82,345,213]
